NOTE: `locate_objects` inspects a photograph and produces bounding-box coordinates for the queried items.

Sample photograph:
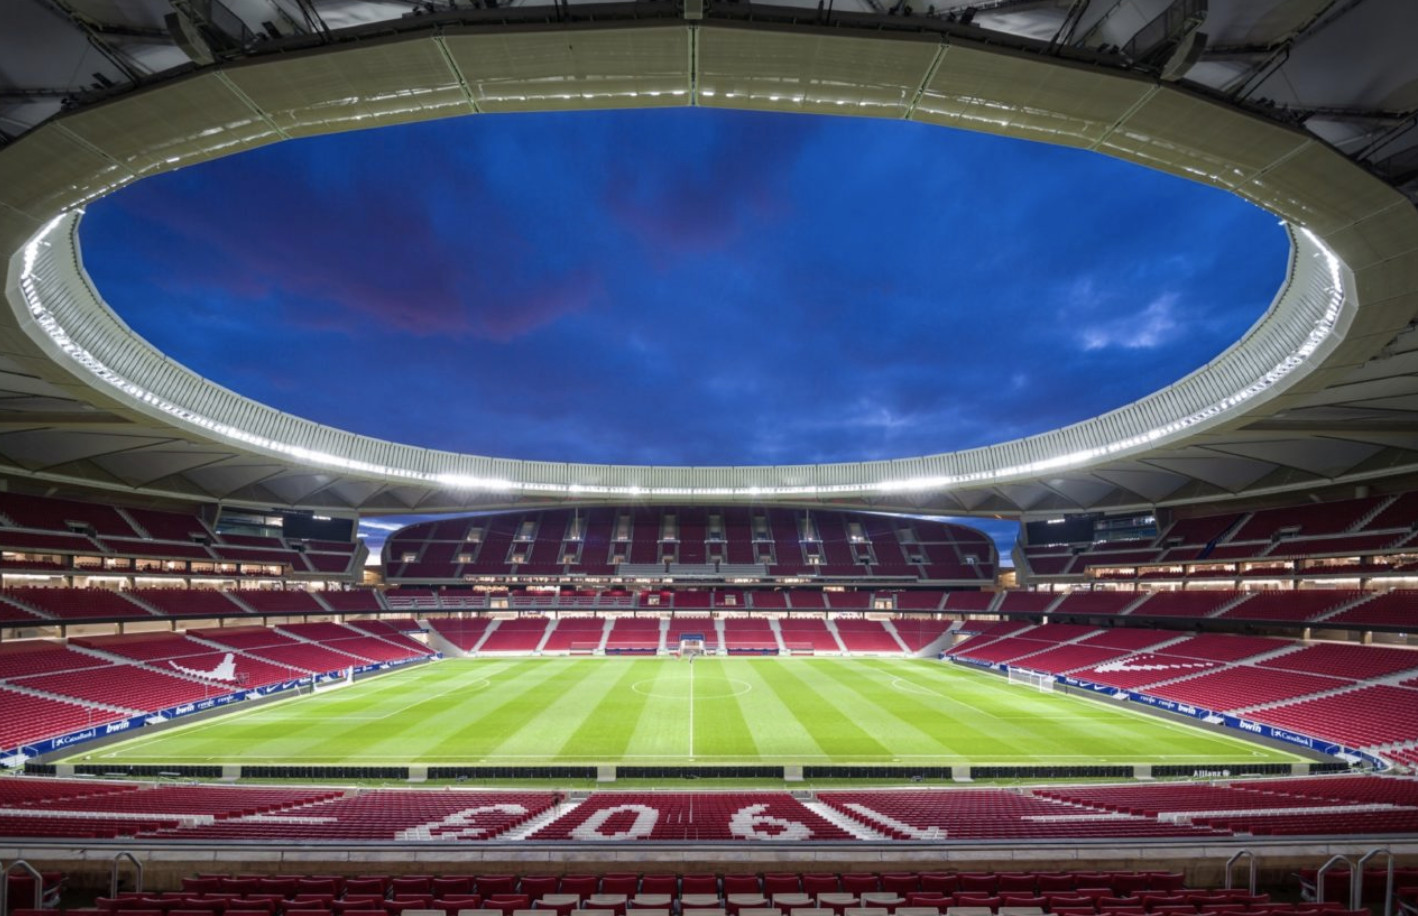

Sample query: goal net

[677,638,706,660]
[1007,666,1054,692]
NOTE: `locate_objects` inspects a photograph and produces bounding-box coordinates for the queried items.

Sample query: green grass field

[66,657,1306,768]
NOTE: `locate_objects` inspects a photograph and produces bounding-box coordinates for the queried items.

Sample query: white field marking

[630,678,751,700]
[888,677,944,698]
[92,666,503,760]
[105,751,1278,765]
[260,678,493,723]
[688,658,694,758]
[959,667,1308,762]
[872,662,1302,764]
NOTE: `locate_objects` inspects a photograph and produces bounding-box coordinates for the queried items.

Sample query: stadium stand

[604,617,663,653]
[833,618,904,653]
[424,617,493,651]
[478,617,552,653]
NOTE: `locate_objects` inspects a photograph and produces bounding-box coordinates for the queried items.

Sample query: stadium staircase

[712,617,728,656]
[114,592,164,616]
[595,618,613,653]
[767,617,788,655]
[658,617,670,653]
[821,617,850,654]
[912,621,962,658]
[878,619,913,654]
[1312,591,1381,623]
[1229,680,1370,715]
[0,680,136,714]
[273,627,369,665]
[534,621,556,654]
[472,619,500,653]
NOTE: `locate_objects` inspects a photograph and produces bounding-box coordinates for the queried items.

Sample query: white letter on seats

[395,804,528,841]
[729,803,812,841]
[571,804,660,840]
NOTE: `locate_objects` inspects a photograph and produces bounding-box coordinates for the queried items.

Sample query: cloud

[1077,292,1180,351]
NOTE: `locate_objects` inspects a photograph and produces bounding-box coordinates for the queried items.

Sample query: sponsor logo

[104,720,130,734]
[1238,719,1262,733]
[1094,655,1215,673]
[1178,704,1198,715]
[51,729,97,747]
[168,652,238,681]
[196,699,215,710]
[1271,728,1314,747]
[174,703,196,715]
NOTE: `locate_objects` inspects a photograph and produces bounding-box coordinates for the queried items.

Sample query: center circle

[631,677,753,700]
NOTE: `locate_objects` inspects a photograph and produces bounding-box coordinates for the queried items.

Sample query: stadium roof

[1,0,1417,518]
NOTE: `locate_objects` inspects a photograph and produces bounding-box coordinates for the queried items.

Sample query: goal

[677,637,706,660]
[1007,666,1054,692]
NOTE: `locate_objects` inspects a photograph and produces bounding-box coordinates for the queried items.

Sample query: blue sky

[81,107,1288,563]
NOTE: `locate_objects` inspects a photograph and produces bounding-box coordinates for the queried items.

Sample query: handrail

[1224,850,1257,895]
[0,860,44,916]
[1356,847,1394,916]
[110,851,144,898]
[1316,854,1354,909]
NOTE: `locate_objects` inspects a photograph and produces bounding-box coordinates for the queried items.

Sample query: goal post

[677,637,706,660]
[1007,666,1055,693]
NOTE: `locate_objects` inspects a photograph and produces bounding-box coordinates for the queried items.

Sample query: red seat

[260,880,300,899]
[1001,897,1046,909]
[764,877,801,897]
[1146,877,1186,894]
[960,877,998,895]
[725,877,762,896]
[432,881,474,898]
[433,895,481,915]
[881,877,919,896]
[600,877,639,896]
[477,879,519,897]
[345,881,388,899]
[561,878,599,897]
[998,877,1036,895]
[520,878,558,901]
[391,880,433,899]
[918,878,959,896]
[683,877,720,896]
[906,896,948,909]
[486,896,530,916]
[804,876,840,897]
[640,878,678,896]
[842,877,880,896]
[1038,878,1078,895]
[299,882,342,899]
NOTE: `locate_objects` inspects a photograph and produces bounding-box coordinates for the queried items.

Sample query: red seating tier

[834,618,903,652]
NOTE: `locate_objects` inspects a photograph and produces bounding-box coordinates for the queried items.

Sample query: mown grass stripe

[74,656,1307,767]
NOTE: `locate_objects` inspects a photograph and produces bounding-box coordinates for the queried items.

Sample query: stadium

[1,0,1418,912]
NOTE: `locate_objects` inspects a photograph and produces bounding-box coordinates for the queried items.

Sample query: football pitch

[69,657,1306,768]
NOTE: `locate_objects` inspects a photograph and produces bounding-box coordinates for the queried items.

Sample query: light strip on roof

[17,213,1346,499]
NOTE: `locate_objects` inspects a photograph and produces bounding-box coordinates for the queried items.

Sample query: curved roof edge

[2,19,1417,516]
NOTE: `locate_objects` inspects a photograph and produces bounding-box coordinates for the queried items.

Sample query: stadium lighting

[16,211,1347,500]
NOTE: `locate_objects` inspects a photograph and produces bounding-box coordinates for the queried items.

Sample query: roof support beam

[29,0,147,83]
[1227,0,1370,101]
